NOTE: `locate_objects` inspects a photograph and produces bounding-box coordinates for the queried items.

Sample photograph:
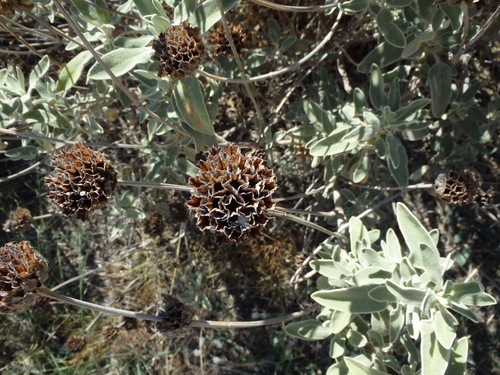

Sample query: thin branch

[249,0,337,12]
[195,8,343,84]
[117,179,192,192]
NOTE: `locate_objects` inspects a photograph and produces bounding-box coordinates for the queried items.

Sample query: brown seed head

[0,0,34,17]
[0,241,49,314]
[65,335,87,353]
[45,142,118,221]
[152,23,204,80]
[3,207,33,233]
[187,146,277,242]
[209,23,247,56]
[156,294,193,338]
[434,170,494,206]
[143,213,166,237]
[102,325,119,341]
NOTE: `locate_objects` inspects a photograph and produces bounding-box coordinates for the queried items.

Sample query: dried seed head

[3,207,33,233]
[0,241,49,314]
[187,146,277,242]
[102,325,119,341]
[0,0,34,17]
[152,23,204,80]
[209,23,247,56]
[45,143,118,221]
[434,170,494,206]
[143,213,166,237]
[156,294,193,338]
[65,335,87,353]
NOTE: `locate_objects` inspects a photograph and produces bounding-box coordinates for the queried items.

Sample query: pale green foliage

[286,203,496,374]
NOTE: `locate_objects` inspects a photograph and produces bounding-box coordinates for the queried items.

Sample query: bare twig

[249,0,337,12]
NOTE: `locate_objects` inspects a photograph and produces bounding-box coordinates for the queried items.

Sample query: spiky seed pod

[0,0,34,17]
[65,335,87,353]
[45,142,118,221]
[434,170,494,206]
[187,146,277,242]
[143,213,166,237]
[0,241,49,314]
[2,207,33,233]
[209,23,247,56]
[152,23,204,80]
[156,294,193,338]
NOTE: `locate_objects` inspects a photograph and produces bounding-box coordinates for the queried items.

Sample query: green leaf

[421,318,450,375]
[402,28,434,59]
[444,337,468,375]
[331,310,352,334]
[377,7,406,48]
[358,42,403,73]
[344,356,390,375]
[87,48,152,80]
[5,146,39,161]
[330,334,346,358]
[435,310,456,350]
[354,88,368,115]
[351,155,370,183]
[440,4,463,32]
[347,330,368,348]
[172,77,215,136]
[388,78,401,111]
[340,0,369,13]
[133,0,167,17]
[428,61,452,117]
[385,280,426,306]
[308,128,358,156]
[28,55,50,94]
[310,259,343,279]
[369,64,387,109]
[187,0,239,34]
[386,0,412,6]
[389,307,405,343]
[384,228,402,262]
[312,285,388,313]
[57,51,93,91]
[369,285,398,303]
[285,320,332,341]
[386,135,408,186]
[397,203,439,269]
[459,292,496,307]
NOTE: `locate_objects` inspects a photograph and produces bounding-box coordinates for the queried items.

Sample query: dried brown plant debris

[3,207,33,233]
[143,212,166,237]
[209,23,247,56]
[153,23,204,80]
[45,142,118,221]
[65,335,87,353]
[187,146,277,243]
[102,325,119,341]
[0,0,33,17]
[156,294,193,338]
[0,241,49,314]
[434,170,494,206]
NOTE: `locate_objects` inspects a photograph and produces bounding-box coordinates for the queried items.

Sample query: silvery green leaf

[368,286,398,303]
[367,330,384,348]
[347,329,368,348]
[377,7,406,48]
[57,51,93,91]
[421,318,450,375]
[186,0,239,34]
[459,292,496,306]
[450,281,482,300]
[5,146,39,161]
[28,55,50,95]
[352,267,392,285]
[435,310,456,350]
[312,285,388,313]
[326,362,349,375]
[285,320,332,341]
[370,310,390,335]
[330,334,347,358]
[402,28,434,59]
[385,279,426,306]
[354,87,368,115]
[340,0,369,13]
[350,155,371,184]
[440,4,463,32]
[369,64,387,110]
[397,203,439,270]
[428,61,452,117]
[310,259,343,279]
[344,356,389,375]
[445,300,479,323]
[331,310,351,334]
[388,78,400,111]
[389,307,405,343]
[308,128,358,156]
[349,216,369,257]
[420,288,437,315]
[384,228,402,262]
[394,98,431,122]
[359,248,394,271]
[386,135,409,186]
[358,42,403,73]
[444,337,468,375]
[87,48,152,80]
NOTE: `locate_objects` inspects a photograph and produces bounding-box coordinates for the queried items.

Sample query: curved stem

[270,206,348,242]
[36,286,164,322]
[190,304,319,329]
[117,179,191,192]
[196,9,343,84]
[249,0,337,12]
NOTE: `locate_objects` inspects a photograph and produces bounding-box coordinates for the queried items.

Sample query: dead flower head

[45,142,118,221]
[0,241,49,314]
[3,207,33,233]
[434,170,494,206]
[0,0,34,17]
[187,146,277,242]
[209,23,247,56]
[152,23,204,80]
